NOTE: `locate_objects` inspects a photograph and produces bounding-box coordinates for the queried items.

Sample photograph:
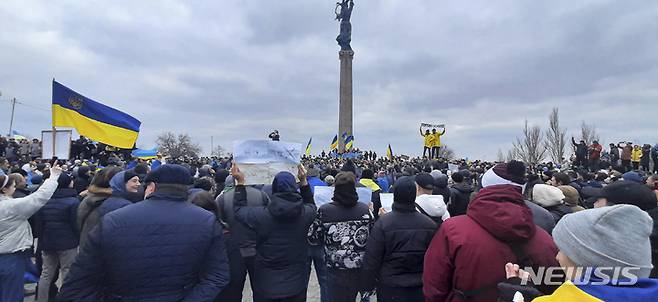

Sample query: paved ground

[25,267,328,302]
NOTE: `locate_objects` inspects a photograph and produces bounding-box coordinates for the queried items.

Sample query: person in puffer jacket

[231,164,317,302]
[423,161,559,302]
[308,172,374,301]
[414,172,450,226]
[531,184,572,224]
[34,173,80,302]
[76,167,122,248]
[362,176,437,302]
[59,164,229,301]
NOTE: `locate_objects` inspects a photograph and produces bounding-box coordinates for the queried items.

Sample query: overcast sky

[1,0,657,160]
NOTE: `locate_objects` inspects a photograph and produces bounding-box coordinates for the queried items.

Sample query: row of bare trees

[498,108,600,165]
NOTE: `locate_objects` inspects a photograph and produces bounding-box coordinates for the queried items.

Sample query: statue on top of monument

[335,0,354,51]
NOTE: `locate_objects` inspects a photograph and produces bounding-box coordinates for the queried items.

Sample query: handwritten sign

[233,140,302,185]
[380,193,394,212]
[313,186,373,207]
[420,123,445,129]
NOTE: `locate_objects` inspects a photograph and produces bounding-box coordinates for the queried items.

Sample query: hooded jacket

[35,187,80,251]
[448,182,473,216]
[308,172,374,272]
[234,172,317,299]
[415,194,450,226]
[423,184,559,302]
[632,147,643,162]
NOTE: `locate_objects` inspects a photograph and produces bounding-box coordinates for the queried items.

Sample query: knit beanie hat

[57,173,73,189]
[393,176,416,204]
[532,184,565,207]
[553,205,654,279]
[481,160,526,188]
[333,172,358,206]
[558,185,580,207]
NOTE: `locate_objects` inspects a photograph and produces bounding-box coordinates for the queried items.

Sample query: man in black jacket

[362,176,437,302]
[232,164,316,302]
[448,171,473,216]
[572,137,588,168]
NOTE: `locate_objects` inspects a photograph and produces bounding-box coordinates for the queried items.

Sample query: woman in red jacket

[422,161,560,302]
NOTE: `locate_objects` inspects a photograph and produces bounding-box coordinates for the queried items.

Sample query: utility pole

[8,98,16,137]
[210,136,214,156]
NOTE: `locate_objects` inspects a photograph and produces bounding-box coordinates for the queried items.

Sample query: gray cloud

[1,0,657,160]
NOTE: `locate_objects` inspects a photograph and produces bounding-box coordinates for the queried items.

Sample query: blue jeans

[0,252,27,302]
[309,245,332,302]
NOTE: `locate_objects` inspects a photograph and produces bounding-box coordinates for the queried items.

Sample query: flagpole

[8,98,16,137]
[51,78,57,159]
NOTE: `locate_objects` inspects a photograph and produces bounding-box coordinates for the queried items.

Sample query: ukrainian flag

[345,135,354,151]
[305,137,312,156]
[52,80,141,149]
[387,144,393,159]
[330,135,338,150]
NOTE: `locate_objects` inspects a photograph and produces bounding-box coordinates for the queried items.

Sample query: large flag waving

[387,144,393,159]
[52,80,141,149]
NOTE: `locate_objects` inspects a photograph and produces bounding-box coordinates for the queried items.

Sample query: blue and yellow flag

[52,80,141,149]
[387,144,393,159]
[330,135,338,150]
[305,137,312,156]
[345,135,354,151]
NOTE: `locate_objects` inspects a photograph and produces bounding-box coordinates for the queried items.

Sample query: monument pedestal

[338,50,354,152]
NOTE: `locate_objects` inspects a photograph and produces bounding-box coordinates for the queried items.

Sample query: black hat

[414,172,435,190]
[144,164,191,185]
[585,181,657,211]
[57,173,73,189]
[393,176,416,204]
[340,160,357,175]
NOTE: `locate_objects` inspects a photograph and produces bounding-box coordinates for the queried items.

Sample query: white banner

[421,123,445,129]
[233,140,302,185]
[313,186,373,207]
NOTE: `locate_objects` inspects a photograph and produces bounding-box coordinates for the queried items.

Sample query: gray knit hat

[553,205,654,279]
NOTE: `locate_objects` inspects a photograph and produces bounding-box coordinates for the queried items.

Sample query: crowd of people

[0,135,657,302]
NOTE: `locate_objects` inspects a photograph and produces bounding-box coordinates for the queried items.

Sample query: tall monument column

[338,49,354,152]
[335,0,354,153]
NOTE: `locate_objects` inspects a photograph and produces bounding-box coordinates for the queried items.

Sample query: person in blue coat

[231,164,317,302]
[35,173,80,302]
[58,164,230,302]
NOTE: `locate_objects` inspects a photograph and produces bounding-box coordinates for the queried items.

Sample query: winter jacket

[423,184,560,302]
[35,188,80,252]
[362,202,437,290]
[215,186,270,257]
[76,186,129,248]
[0,173,59,253]
[545,204,573,224]
[234,181,317,299]
[448,182,473,216]
[308,200,373,270]
[572,138,588,158]
[59,188,229,302]
[524,200,556,234]
[30,142,42,158]
[649,207,658,278]
[415,194,450,226]
[588,143,602,160]
[432,174,451,207]
[619,144,633,160]
[632,147,643,162]
[642,145,652,165]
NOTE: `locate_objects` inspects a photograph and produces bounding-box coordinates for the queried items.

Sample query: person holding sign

[231,163,317,302]
[420,127,435,158]
[431,127,446,159]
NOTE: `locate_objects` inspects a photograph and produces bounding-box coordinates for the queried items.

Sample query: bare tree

[497,149,505,162]
[506,149,516,162]
[156,132,202,159]
[579,121,600,145]
[211,145,226,157]
[438,145,456,161]
[512,119,547,165]
[545,108,567,164]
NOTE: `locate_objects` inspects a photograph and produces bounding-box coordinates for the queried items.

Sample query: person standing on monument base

[431,128,445,159]
[420,127,435,158]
